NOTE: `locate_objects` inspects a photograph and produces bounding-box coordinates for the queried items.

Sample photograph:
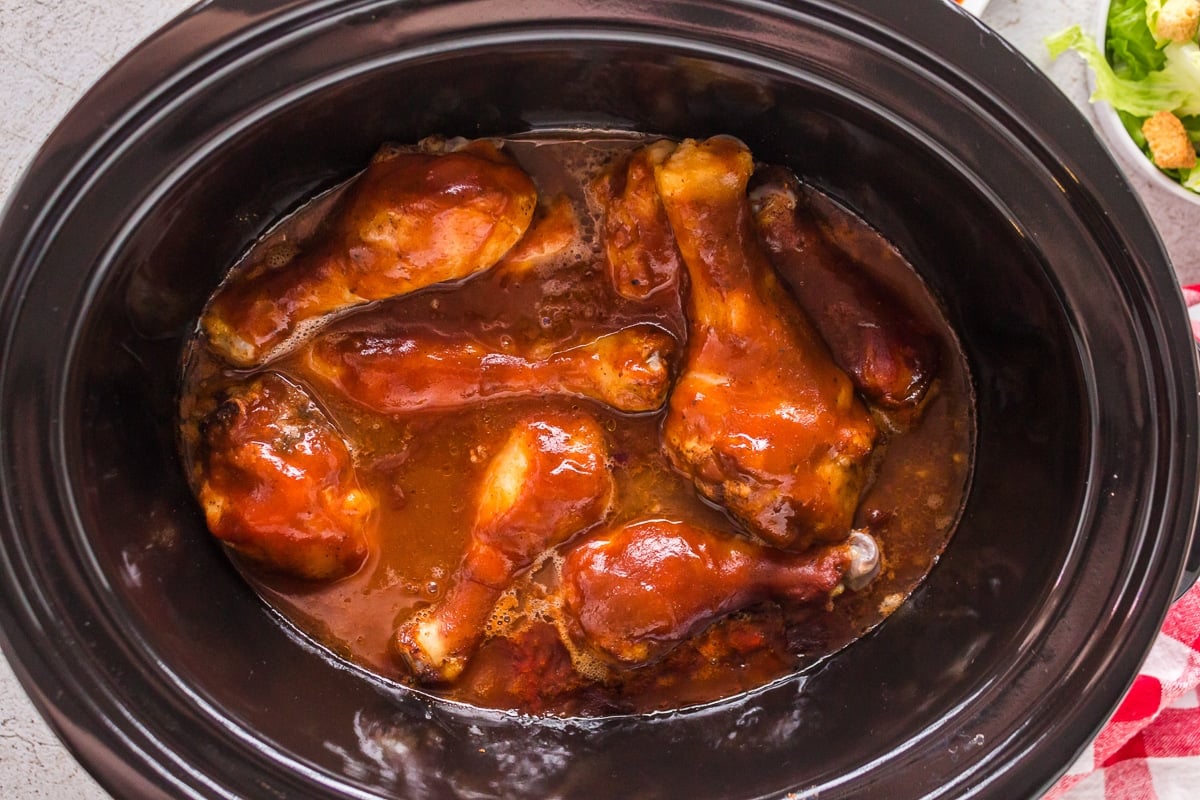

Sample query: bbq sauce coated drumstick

[394,412,614,684]
[591,139,684,300]
[559,520,880,667]
[750,167,939,412]
[202,139,537,367]
[654,137,878,551]
[493,194,581,278]
[301,322,677,414]
[197,374,376,581]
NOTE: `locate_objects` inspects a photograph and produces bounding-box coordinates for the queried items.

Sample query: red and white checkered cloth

[1045,584,1200,799]
[1044,287,1200,799]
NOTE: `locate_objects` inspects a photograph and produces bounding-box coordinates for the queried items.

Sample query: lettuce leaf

[1145,0,1168,46]
[1110,0,1166,78]
[1047,26,1200,116]
[1048,5,1200,195]
[1118,109,1150,146]
[1183,164,1200,190]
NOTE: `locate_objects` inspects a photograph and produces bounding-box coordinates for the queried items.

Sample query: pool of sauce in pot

[178,132,974,716]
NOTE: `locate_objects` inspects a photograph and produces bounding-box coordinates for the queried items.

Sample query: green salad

[1048,0,1200,192]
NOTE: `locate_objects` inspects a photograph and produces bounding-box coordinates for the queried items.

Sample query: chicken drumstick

[654,137,878,551]
[197,374,376,581]
[394,412,615,683]
[750,167,939,411]
[559,519,880,667]
[591,139,684,300]
[302,322,677,414]
[202,139,537,366]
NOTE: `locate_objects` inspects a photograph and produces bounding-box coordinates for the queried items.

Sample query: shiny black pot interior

[1,1,1197,798]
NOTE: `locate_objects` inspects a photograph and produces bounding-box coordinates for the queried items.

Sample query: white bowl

[944,0,990,16]
[1088,0,1200,206]
[958,0,991,15]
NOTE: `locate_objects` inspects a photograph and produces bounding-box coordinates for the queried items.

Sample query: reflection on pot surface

[178,132,973,715]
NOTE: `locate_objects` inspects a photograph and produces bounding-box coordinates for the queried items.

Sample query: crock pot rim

[0,2,1196,799]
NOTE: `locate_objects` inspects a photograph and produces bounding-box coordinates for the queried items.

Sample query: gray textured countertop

[1,1,1197,797]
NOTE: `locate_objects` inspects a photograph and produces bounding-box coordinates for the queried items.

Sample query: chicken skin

[202,139,537,367]
[750,167,939,411]
[301,322,677,414]
[394,413,614,683]
[559,520,880,667]
[591,139,684,300]
[654,137,878,551]
[197,374,375,581]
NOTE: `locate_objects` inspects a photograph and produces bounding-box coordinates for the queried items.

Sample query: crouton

[1156,0,1200,43]
[1142,110,1197,170]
